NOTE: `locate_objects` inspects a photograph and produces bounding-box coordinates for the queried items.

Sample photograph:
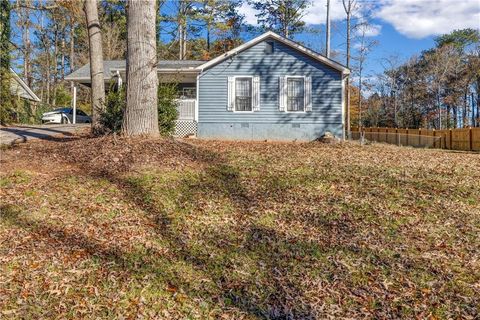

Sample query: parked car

[41,108,91,124]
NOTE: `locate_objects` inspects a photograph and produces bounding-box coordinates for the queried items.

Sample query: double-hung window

[287,77,305,112]
[227,76,260,112]
[235,77,253,111]
[279,76,312,112]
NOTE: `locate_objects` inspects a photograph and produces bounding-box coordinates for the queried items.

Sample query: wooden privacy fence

[351,127,480,152]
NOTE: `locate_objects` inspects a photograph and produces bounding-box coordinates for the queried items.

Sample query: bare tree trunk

[472,92,476,127]
[182,24,187,59]
[325,0,330,58]
[343,0,355,137]
[84,0,105,134]
[52,27,58,106]
[122,0,159,137]
[46,44,50,104]
[70,17,75,94]
[437,89,442,129]
[345,13,351,135]
[358,70,362,127]
[206,22,210,54]
[477,80,480,127]
[61,38,65,80]
[20,2,32,87]
[178,0,186,60]
[178,23,183,59]
[447,105,451,129]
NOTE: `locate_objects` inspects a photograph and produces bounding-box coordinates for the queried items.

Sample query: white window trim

[284,76,307,114]
[232,76,255,113]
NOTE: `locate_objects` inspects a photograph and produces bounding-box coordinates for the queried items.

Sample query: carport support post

[73,86,77,124]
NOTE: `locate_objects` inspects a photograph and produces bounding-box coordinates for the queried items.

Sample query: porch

[65,60,201,136]
[174,98,197,138]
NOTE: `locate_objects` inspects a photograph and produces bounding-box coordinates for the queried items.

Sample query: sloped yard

[1,136,479,319]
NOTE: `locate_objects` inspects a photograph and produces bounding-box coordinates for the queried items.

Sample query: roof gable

[197,31,349,74]
[9,68,40,102]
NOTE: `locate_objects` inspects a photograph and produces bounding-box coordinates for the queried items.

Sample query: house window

[182,87,196,99]
[235,77,253,111]
[287,77,305,112]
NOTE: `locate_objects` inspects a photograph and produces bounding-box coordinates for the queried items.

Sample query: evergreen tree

[0,0,12,124]
[248,0,310,38]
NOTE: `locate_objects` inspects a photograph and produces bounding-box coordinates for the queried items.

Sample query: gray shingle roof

[65,60,205,81]
[158,60,206,69]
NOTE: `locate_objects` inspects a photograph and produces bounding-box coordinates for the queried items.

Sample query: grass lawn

[1,135,479,319]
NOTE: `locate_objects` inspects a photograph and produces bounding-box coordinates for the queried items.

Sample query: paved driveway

[0,124,89,145]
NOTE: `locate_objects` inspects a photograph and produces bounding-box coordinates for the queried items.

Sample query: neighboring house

[65,31,349,141]
[9,68,41,103]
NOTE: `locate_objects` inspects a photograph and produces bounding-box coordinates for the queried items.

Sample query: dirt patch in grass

[1,135,479,319]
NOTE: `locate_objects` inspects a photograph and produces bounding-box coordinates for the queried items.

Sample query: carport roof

[65,60,205,82]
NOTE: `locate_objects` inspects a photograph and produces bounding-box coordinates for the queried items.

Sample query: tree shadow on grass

[2,140,405,318]
[3,139,479,318]
[86,141,335,318]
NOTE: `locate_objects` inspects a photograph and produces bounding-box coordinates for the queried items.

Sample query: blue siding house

[66,31,349,141]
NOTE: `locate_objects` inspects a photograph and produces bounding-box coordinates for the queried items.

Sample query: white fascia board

[196,31,350,75]
[64,76,93,81]
[109,68,201,74]
[157,69,201,74]
[9,68,40,102]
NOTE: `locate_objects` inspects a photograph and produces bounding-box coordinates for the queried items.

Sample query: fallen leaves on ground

[0,134,479,319]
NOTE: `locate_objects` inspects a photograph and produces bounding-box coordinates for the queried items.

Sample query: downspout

[195,73,199,124]
[342,73,347,140]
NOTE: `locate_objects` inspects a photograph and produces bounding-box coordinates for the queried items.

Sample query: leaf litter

[0,132,479,319]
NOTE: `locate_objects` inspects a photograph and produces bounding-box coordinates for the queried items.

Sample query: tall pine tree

[248,0,310,38]
[0,0,12,124]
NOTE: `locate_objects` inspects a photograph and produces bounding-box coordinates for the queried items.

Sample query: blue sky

[10,0,479,81]
[239,0,480,77]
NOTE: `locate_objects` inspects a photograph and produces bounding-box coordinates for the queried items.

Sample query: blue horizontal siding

[198,38,343,140]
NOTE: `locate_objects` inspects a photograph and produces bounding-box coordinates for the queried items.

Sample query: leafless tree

[354,22,377,127]
[342,0,358,137]
[380,54,402,126]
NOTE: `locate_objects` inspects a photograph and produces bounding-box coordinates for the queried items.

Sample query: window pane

[180,88,196,99]
[235,78,252,111]
[287,78,304,111]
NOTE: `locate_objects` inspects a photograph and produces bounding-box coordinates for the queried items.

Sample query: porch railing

[175,99,195,120]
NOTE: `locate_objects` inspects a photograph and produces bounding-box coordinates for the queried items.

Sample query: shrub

[99,83,179,135]
[34,104,52,123]
[0,71,15,125]
[157,84,178,136]
[54,86,72,107]
[100,86,125,133]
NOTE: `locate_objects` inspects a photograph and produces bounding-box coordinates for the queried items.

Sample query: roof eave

[9,68,41,102]
[66,68,201,83]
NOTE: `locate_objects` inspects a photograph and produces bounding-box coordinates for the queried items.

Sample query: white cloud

[356,23,382,37]
[238,2,259,25]
[303,0,347,25]
[238,0,348,26]
[238,0,479,39]
[237,1,381,36]
[376,0,480,39]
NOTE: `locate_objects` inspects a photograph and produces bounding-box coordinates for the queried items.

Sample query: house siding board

[198,39,343,140]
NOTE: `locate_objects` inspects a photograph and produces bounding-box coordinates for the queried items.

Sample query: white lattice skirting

[173,120,198,138]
